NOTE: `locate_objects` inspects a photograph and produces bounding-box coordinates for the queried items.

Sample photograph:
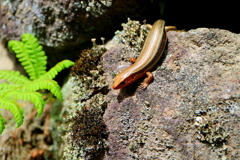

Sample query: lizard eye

[120,81,125,85]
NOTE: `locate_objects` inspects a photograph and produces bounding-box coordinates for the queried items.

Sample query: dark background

[138,0,239,33]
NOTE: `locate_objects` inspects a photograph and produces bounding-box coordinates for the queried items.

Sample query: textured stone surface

[0,0,151,48]
[102,28,240,159]
[0,0,154,68]
[61,42,109,159]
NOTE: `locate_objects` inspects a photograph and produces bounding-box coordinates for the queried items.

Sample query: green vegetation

[0,33,74,134]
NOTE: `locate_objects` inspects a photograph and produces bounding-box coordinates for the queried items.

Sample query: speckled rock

[102,26,240,159]
[0,0,151,49]
[61,40,109,159]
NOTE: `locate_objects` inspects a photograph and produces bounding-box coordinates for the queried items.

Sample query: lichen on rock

[101,23,240,159]
[0,0,112,48]
[0,0,152,51]
[62,39,109,160]
[112,18,150,60]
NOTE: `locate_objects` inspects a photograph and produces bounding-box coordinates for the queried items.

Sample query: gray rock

[101,27,240,159]
[0,0,151,49]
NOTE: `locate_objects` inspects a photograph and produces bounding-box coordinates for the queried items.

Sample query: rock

[0,0,152,49]
[0,0,156,67]
[101,27,240,159]
[0,40,25,75]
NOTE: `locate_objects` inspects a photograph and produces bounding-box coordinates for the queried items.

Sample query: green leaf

[0,113,6,134]
[0,70,30,84]
[8,33,47,80]
[0,33,73,134]
[38,60,75,80]
[0,83,21,93]
[21,79,63,101]
[0,98,24,128]
[4,90,44,117]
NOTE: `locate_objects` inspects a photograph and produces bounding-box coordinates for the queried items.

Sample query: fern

[0,98,24,127]
[8,33,47,80]
[0,33,75,134]
[38,60,75,80]
[0,70,30,84]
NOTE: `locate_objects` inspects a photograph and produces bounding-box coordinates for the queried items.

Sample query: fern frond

[0,83,21,93]
[3,90,44,117]
[0,98,24,128]
[0,79,62,101]
[0,70,30,84]
[1,33,73,134]
[21,79,63,101]
[8,33,47,80]
[8,40,24,54]
[0,113,6,134]
[38,60,75,80]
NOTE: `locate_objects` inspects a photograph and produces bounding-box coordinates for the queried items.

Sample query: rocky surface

[1,15,239,159]
[101,27,240,159]
[0,0,155,67]
[0,0,151,49]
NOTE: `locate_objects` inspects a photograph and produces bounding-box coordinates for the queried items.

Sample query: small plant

[0,33,74,134]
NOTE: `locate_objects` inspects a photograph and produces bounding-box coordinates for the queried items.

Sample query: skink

[112,20,176,90]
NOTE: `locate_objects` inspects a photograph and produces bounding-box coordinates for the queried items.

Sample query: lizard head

[112,70,135,89]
